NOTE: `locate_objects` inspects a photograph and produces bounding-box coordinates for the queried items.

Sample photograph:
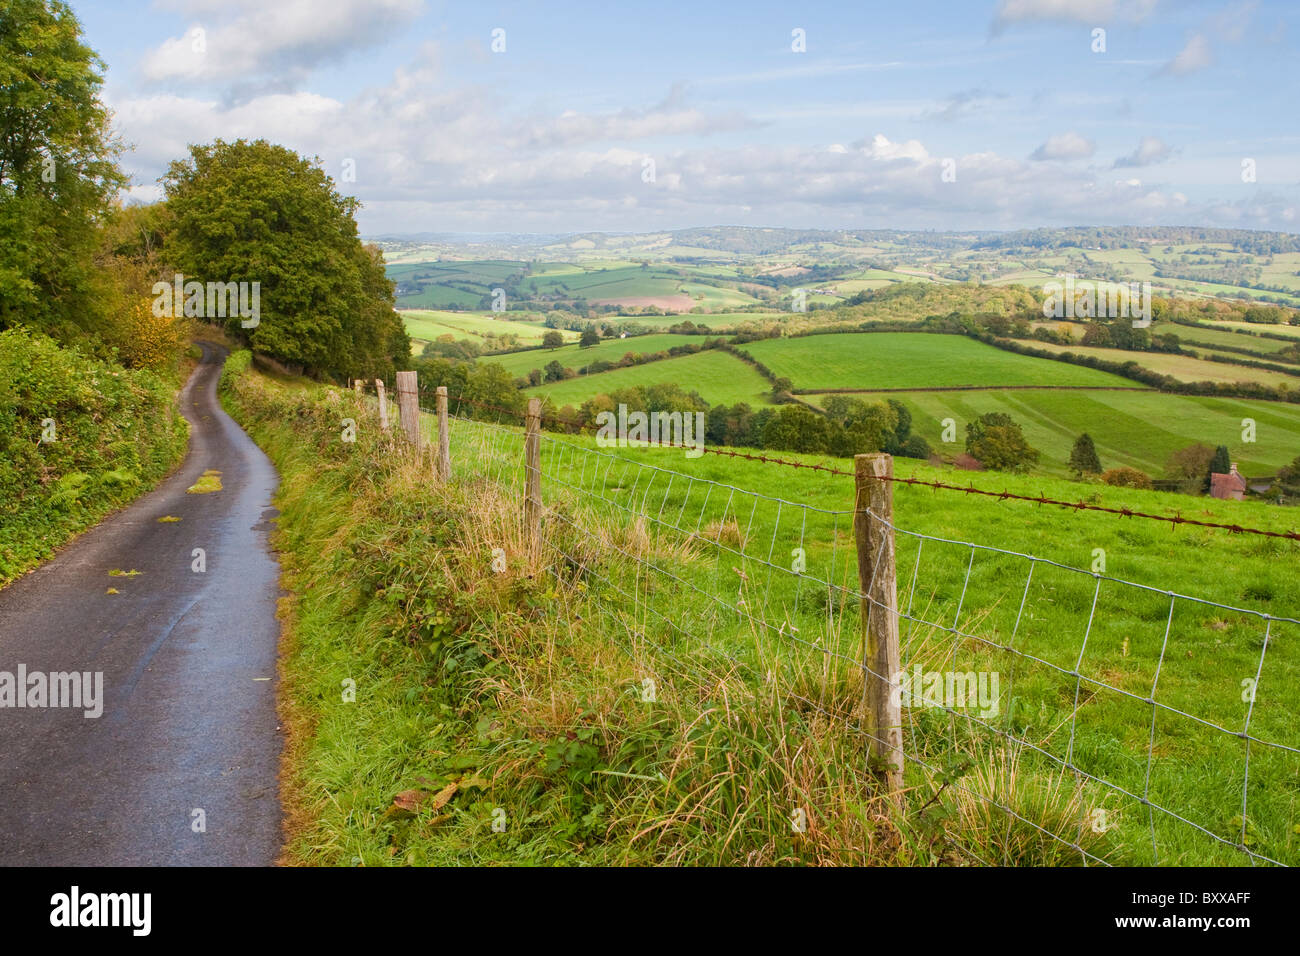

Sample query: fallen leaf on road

[187,470,223,494]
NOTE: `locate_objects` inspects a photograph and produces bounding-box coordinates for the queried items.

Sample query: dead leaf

[430,781,458,811]
[389,789,428,817]
[388,781,458,819]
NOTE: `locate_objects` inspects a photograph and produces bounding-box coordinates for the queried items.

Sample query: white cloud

[140,0,423,92]
[1030,131,1096,161]
[860,133,931,163]
[1114,135,1174,167]
[1158,34,1212,76]
[113,91,344,170]
[510,86,756,150]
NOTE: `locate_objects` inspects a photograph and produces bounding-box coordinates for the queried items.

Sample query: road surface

[0,343,283,865]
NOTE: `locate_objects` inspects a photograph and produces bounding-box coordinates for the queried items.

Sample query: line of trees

[534,388,934,462]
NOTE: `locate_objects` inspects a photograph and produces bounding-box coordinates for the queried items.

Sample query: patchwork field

[483,333,712,377]
[528,349,774,409]
[1025,341,1299,387]
[402,310,574,349]
[388,260,523,309]
[1204,320,1300,340]
[737,333,1138,390]
[800,388,1300,478]
[477,324,1300,482]
[389,257,773,311]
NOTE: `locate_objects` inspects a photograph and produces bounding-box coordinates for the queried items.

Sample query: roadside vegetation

[0,327,188,584]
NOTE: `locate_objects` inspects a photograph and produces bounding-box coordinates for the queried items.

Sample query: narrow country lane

[0,343,283,865]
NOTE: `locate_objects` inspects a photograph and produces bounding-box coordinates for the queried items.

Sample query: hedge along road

[0,343,283,865]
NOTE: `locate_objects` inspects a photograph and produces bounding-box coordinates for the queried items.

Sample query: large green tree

[0,0,125,343]
[966,412,1040,472]
[762,405,832,454]
[1068,433,1102,477]
[161,139,408,380]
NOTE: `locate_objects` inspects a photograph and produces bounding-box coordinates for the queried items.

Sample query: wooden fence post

[395,370,421,450]
[435,386,451,479]
[375,379,389,431]
[353,379,362,394]
[854,452,903,804]
[524,398,542,551]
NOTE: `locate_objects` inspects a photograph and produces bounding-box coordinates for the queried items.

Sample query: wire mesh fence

[368,379,1300,866]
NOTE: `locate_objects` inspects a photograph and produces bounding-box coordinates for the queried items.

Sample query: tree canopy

[1069,433,1102,477]
[966,412,1040,472]
[162,139,408,381]
[0,0,126,344]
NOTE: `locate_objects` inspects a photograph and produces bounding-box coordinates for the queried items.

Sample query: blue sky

[71,0,1300,235]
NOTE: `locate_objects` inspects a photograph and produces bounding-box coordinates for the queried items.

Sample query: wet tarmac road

[0,343,283,865]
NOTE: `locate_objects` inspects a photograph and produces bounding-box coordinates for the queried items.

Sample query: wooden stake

[854,452,904,803]
[375,379,389,431]
[524,398,542,551]
[395,370,420,449]
[436,386,451,479]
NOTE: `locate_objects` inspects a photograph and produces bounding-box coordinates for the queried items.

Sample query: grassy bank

[223,354,946,865]
[224,353,1298,866]
[0,327,190,585]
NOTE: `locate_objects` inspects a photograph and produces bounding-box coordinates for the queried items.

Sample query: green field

[483,333,713,377]
[1204,320,1300,340]
[737,333,1137,390]
[402,310,574,348]
[387,257,771,312]
[1027,340,1299,387]
[522,267,683,300]
[608,311,778,330]
[528,349,774,409]
[1156,322,1294,355]
[517,263,766,311]
[233,361,1300,866]
[389,260,524,309]
[802,388,1300,478]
